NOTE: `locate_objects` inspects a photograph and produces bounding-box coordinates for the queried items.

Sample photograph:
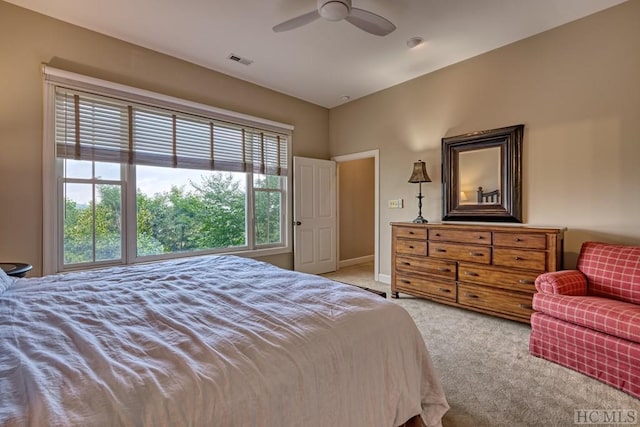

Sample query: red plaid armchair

[529,241,640,399]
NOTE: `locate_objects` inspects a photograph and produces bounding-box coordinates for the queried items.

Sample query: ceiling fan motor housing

[318,0,351,21]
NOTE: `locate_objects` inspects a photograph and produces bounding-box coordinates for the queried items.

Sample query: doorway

[332,150,379,281]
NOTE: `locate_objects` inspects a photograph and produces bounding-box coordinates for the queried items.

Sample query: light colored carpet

[322,262,640,427]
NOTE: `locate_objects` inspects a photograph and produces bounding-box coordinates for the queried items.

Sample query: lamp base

[412,216,428,224]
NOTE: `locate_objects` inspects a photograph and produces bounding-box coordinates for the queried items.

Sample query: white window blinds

[55,87,289,176]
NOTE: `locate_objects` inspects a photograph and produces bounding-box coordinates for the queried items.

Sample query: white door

[293,156,337,274]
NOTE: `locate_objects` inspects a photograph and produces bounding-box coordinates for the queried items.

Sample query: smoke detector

[406,37,424,49]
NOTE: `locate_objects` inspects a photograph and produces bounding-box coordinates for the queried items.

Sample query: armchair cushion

[533,293,640,344]
[535,270,587,296]
[578,241,640,304]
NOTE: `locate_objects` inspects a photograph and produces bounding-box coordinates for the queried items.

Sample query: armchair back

[578,241,640,304]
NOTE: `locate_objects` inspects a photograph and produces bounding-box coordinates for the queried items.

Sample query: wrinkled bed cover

[0,255,448,426]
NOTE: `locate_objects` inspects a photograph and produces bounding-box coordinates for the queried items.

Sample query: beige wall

[329,1,640,275]
[2,1,639,277]
[0,1,329,274]
[338,158,375,261]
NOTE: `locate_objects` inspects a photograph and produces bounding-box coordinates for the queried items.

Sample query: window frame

[43,66,293,274]
[59,162,127,270]
[253,180,286,248]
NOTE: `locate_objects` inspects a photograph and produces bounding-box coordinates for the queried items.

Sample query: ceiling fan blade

[346,8,396,36]
[273,10,320,32]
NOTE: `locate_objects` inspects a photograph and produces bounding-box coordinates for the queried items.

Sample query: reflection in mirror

[442,124,523,222]
[458,147,501,205]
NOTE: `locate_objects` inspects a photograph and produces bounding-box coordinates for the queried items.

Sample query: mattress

[0,255,448,426]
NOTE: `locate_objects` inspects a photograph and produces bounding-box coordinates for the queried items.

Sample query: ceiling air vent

[228,53,253,66]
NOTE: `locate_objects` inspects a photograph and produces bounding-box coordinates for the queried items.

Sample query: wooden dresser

[391,223,564,323]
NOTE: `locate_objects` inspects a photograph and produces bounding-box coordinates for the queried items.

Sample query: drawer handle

[514,256,523,261]
[518,303,533,310]
[477,236,485,240]
[435,248,447,253]
[515,238,522,242]
[469,252,484,257]
[402,262,412,266]
[463,271,479,277]
[434,233,441,237]
[408,231,415,235]
[438,288,451,293]
[401,279,411,284]
[518,279,534,285]
[464,293,479,299]
[408,245,415,249]
[438,267,451,272]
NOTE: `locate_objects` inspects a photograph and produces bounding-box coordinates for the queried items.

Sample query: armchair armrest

[535,270,587,296]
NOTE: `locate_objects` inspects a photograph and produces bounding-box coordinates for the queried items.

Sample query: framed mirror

[442,124,523,222]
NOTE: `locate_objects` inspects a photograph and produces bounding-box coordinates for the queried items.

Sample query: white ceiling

[7,0,626,108]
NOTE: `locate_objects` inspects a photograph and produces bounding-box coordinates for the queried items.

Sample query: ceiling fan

[273,0,396,37]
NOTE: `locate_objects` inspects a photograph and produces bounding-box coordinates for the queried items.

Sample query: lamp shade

[408,160,432,183]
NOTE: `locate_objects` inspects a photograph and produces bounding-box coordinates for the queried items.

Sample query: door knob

[293,221,302,226]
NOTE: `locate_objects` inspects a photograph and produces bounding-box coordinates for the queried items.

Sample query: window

[254,174,284,245]
[44,67,292,273]
[63,159,124,264]
[135,166,248,257]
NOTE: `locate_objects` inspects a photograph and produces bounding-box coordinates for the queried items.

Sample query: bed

[0,255,448,427]
[476,186,500,203]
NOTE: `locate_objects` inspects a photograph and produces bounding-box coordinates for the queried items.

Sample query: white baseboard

[377,273,391,284]
[339,255,374,268]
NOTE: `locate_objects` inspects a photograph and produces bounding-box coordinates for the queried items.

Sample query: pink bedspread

[0,255,448,426]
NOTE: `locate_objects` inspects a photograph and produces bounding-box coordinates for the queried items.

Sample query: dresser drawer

[395,274,456,302]
[458,283,534,319]
[494,232,546,249]
[429,229,491,245]
[395,226,427,240]
[390,222,564,324]
[457,262,538,293]
[395,238,427,256]
[395,256,456,280]
[493,248,546,271]
[429,242,491,264]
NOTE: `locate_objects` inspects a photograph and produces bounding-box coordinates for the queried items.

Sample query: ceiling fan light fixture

[273,0,394,36]
[319,0,351,21]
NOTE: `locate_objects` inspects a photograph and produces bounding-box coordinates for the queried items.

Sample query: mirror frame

[442,124,523,222]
